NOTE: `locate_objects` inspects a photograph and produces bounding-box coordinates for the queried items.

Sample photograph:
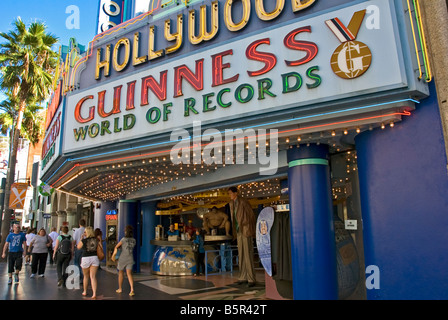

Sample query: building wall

[356,82,448,299]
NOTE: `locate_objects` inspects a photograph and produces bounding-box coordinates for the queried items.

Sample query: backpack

[59,235,72,255]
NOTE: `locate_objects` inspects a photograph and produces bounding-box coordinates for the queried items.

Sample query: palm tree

[0,92,45,144]
[0,18,58,251]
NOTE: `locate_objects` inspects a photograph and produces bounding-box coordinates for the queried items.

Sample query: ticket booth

[105,209,118,267]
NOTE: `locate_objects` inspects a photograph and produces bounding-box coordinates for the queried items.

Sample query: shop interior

[152,148,366,300]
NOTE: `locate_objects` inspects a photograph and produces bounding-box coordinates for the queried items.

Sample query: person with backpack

[53,226,75,287]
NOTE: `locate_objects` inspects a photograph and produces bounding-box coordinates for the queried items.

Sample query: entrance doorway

[152,148,366,299]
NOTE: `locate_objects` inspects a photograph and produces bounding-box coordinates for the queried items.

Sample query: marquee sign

[63,0,413,154]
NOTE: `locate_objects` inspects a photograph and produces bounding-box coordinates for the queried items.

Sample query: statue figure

[202,207,231,236]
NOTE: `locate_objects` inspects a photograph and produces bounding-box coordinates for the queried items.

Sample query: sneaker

[30,274,36,278]
[58,279,63,287]
[8,277,12,285]
[39,274,45,278]
[14,274,19,283]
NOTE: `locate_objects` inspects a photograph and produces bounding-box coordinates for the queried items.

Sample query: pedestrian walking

[114,225,136,296]
[29,228,52,278]
[25,228,35,266]
[192,228,205,276]
[77,226,100,299]
[73,219,86,283]
[95,228,105,270]
[48,227,59,265]
[1,223,27,285]
[53,226,74,287]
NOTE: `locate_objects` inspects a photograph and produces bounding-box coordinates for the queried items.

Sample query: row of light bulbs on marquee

[72,122,389,201]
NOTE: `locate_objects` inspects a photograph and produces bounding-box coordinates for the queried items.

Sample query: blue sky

[0,0,98,50]
[0,0,99,102]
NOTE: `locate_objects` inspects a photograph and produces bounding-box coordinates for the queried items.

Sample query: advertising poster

[256,206,274,276]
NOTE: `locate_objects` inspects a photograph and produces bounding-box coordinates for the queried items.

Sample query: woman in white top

[25,228,36,265]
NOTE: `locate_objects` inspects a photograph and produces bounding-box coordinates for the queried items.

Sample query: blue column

[118,200,140,272]
[287,143,338,300]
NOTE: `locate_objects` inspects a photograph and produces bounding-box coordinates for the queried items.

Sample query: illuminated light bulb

[297,136,301,142]
[331,130,336,136]
[390,122,395,128]
[381,123,385,129]
[286,137,290,143]
[356,127,361,133]
[343,129,348,135]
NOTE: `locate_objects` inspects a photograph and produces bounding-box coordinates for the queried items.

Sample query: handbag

[111,247,121,262]
[97,241,105,260]
[191,242,199,253]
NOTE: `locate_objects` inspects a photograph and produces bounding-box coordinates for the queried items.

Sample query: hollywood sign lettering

[94,0,318,79]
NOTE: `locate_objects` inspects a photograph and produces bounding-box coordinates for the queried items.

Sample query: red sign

[45,80,62,131]
[105,214,117,221]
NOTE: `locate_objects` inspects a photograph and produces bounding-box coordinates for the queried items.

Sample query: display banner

[9,183,29,210]
[64,0,409,154]
[256,206,274,276]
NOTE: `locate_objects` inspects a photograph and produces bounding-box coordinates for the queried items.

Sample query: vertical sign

[97,0,124,34]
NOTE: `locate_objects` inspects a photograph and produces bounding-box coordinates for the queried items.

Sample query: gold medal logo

[326,10,371,80]
[330,40,372,79]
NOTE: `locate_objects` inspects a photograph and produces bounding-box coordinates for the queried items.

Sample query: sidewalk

[0,260,267,301]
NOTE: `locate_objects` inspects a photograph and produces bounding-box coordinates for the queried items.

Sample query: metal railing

[204,245,238,276]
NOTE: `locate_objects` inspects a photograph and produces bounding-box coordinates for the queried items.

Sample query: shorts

[117,260,134,271]
[8,252,23,273]
[80,256,100,269]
